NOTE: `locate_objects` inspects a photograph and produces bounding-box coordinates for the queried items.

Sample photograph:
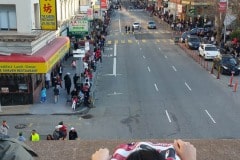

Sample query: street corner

[0,105,32,116]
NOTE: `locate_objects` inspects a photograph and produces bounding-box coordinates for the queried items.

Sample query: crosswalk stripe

[106,39,173,44]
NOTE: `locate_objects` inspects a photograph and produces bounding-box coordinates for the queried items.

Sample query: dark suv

[213,54,240,75]
[185,35,201,50]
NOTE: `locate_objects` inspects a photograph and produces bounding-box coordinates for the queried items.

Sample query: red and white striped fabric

[111,142,180,160]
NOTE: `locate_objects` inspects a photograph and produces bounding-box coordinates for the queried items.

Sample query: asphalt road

[4,6,240,140]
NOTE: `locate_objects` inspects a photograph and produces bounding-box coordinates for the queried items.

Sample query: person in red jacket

[95,48,102,63]
[58,121,67,140]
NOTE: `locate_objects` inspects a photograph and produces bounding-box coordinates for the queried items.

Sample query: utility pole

[223,0,228,43]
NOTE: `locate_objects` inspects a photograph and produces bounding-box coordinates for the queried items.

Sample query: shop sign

[39,0,57,30]
[0,62,47,73]
[87,8,93,20]
[219,0,227,13]
[69,15,89,33]
[101,0,107,9]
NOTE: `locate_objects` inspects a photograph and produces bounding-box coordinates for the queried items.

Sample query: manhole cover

[15,124,27,129]
[81,114,93,119]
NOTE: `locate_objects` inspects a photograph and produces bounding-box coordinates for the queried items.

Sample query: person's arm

[173,139,196,160]
[92,148,111,160]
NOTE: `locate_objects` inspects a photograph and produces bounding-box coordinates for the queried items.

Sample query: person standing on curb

[53,86,60,103]
[0,120,9,137]
[69,127,78,140]
[17,132,26,142]
[30,130,40,142]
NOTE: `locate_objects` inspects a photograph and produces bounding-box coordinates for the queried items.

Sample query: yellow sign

[39,0,57,30]
[0,62,47,73]
[0,40,70,74]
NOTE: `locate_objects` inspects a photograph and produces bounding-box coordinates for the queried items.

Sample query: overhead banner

[39,0,57,30]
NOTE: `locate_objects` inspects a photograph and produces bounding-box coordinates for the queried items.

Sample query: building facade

[0,0,80,106]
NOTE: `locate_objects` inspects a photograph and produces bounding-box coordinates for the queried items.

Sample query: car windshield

[134,23,139,25]
[223,57,237,65]
[149,22,155,25]
[190,38,200,42]
[205,46,217,51]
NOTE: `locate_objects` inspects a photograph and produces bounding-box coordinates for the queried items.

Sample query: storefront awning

[0,37,70,74]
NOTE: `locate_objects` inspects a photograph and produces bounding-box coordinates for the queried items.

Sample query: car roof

[202,44,216,47]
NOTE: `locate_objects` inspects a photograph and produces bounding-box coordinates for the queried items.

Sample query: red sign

[101,0,107,9]
[219,2,227,12]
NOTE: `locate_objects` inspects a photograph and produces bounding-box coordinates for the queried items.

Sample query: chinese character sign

[39,0,57,30]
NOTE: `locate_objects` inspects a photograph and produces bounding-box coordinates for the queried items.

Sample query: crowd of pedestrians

[0,119,79,141]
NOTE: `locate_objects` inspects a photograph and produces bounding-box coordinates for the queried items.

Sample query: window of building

[0,5,17,30]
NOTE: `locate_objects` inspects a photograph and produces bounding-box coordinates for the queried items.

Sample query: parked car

[213,54,240,75]
[198,44,221,60]
[190,27,211,36]
[132,22,141,30]
[180,31,190,43]
[185,35,201,50]
[147,21,156,29]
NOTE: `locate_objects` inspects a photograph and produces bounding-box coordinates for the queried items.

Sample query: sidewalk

[0,47,98,116]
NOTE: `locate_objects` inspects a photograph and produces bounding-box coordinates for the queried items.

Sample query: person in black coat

[64,73,72,95]
[69,127,78,140]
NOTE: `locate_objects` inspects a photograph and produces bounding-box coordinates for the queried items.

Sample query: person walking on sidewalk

[132,26,134,34]
[53,86,60,103]
[125,25,128,34]
[64,73,72,95]
[128,26,130,34]
[40,87,47,103]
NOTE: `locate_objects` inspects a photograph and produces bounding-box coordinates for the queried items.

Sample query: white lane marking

[113,43,117,76]
[172,66,177,72]
[205,109,216,124]
[154,83,159,92]
[165,110,172,123]
[164,55,168,59]
[147,66,151,72]
[159,47,161,51]
[107,91,123,96]
[119,18,121,32]
[185,82,192,91]
[143,55,146,59]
